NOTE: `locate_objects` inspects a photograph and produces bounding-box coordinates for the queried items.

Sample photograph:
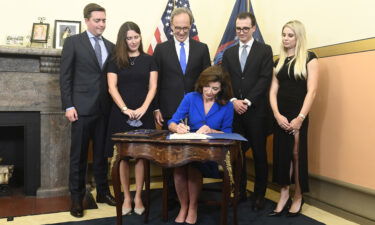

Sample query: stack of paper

[168,133,209,140]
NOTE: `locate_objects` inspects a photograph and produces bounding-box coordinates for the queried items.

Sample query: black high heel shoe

[268,198,292,217]
[286,198,304,217]
[173,221,185,225]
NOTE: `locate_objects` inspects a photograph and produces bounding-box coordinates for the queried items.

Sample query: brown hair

[83,3,105,19]
[236,12,256,27]
[195,65,233,105]
[113,21,144,69]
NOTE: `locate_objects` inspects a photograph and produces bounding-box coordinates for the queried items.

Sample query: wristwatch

[121,106,128,112]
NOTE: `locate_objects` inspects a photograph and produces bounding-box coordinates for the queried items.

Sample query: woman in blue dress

[168,65,234,225]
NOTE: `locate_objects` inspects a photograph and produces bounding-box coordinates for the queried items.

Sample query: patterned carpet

[47,183,324,225]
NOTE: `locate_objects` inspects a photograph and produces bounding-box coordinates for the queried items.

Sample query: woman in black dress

[106,22,158,216]
[269,20,319,217]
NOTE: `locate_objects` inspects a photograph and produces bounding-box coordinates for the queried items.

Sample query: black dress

[105,53,157,157]
[272,51,317,193]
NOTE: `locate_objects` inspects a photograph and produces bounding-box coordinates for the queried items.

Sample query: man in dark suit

[222,12,273,211]
[153,7,211,128]
[153,7,211,213]
[60,3,116,218]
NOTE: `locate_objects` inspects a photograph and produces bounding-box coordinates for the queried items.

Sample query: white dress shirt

[174,36,190,64]
[231,38,255,107]
[87,30,108,65]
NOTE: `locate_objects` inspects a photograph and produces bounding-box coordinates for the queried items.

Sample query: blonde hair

[275,20,308,79]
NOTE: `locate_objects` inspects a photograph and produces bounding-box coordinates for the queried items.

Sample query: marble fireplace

[0,46,70,197]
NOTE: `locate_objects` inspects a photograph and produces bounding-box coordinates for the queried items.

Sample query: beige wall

[2,0,375,190]
[6,0,374,57]
[309,51,375,190]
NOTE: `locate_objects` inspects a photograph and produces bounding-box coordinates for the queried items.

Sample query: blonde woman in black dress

[269,20,319,217]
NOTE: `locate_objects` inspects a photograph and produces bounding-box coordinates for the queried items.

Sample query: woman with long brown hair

[105,21,158,216]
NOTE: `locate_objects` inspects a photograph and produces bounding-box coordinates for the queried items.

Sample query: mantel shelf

[0,45,61,57]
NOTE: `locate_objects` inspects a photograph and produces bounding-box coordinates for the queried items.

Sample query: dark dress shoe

[268,198,292,217]
[238,192,248,203]
[286,198,304,217]
[70,200,83,218]
[252,197,265,212]
[173,221,185,225]
[96,193,116,206]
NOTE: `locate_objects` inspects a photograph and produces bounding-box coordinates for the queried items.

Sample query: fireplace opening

[0,126,24,193]
[0,112,40,196]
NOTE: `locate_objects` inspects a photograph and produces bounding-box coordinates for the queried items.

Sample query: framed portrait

[53,20,81,49]
[31,23,49,43]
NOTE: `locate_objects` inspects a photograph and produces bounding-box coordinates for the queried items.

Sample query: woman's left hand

[289,117,303,134]
[134,106,147,120]
[196,125,212,134]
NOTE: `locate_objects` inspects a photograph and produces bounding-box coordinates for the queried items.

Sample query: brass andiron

[0,157,15,185]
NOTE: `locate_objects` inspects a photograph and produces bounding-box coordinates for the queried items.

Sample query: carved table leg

[162,168,169,221]
[232,143,242,225]
[111,148,122,225]
[221,160,230,225]
[144,160,150,223]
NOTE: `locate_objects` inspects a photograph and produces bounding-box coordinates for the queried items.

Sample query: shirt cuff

[66,107,75,111]
[230,98,237,103]
[244,98,252,107]
[153,109,160,112]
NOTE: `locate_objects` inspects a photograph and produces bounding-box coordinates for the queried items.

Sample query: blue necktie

[179,42,186,74]
[94,36,102,68]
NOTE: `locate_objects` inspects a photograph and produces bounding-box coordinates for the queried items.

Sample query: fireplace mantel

[0,46,70,197]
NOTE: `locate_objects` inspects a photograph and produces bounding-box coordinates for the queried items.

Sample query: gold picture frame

[31,23,49,43]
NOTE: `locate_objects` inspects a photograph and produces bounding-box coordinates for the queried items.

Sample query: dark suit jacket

[60,31,114,116]
[153,39,211,118]
[222,40,273,116]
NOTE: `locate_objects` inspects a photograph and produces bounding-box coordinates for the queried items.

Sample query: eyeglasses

[173,26,190,32]
[235,26,252,33]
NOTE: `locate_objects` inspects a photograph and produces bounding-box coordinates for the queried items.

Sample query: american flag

[147,0,199,55]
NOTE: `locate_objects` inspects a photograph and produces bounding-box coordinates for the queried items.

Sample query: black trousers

[233,113,268,198]
[69,114,110,201]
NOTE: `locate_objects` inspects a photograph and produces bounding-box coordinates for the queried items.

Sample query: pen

[180,118,190,131]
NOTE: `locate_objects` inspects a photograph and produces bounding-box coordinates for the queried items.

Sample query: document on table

[167,132,247,141]
[167,133,209,140]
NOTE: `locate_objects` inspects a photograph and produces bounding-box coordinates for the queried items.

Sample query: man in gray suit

[60,3,115,218]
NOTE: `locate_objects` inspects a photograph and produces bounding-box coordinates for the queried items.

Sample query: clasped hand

[276,114,302,135]
[123,106,146,120]
[233,100,248,115]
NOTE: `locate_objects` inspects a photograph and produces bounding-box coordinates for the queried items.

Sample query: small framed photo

[53,20,81,49]
[31,23,49,43]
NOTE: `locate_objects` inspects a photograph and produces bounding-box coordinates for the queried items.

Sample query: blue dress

[168,92,234,178]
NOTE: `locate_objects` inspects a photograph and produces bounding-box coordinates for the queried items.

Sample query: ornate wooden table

[111,133,242,225]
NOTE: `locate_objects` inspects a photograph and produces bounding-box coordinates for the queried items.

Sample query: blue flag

[213,0,264,64]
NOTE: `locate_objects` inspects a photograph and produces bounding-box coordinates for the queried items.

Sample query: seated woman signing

[168,65,234,225]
